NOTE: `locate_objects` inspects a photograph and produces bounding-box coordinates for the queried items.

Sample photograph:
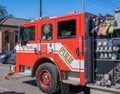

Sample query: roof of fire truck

[21,12,86,26]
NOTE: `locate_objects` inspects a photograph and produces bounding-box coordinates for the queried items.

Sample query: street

[0,62,45,94]
[0,62,88,94]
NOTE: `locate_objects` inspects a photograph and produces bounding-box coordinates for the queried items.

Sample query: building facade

[0,17,29,53]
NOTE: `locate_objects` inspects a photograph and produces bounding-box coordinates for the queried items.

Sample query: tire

[36,63,60,94]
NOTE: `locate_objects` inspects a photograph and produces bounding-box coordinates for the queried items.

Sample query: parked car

[0,50,16,64]
[9,50,16,64]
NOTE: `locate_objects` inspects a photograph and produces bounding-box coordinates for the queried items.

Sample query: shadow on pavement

[0,91,25,94]
[23,79,90,94]
[23,79,37,87]
[70,86,90,94]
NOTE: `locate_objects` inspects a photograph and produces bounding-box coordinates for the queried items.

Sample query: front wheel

[36,63,60,94]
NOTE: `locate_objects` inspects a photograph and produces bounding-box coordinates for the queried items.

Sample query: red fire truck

[15,8,120,94]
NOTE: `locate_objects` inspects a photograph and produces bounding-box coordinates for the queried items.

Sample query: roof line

[6,16,30,21]
[0,24,18,28]
[0,16,30,26]
[0,16,9,25]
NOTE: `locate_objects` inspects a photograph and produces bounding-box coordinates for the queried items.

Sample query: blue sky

[0,0,120,19]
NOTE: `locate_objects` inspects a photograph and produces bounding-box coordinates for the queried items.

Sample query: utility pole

[40,0,42,17]
[82,0,85,12]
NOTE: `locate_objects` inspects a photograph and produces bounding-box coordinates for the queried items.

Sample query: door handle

[76,47,79,56]
[79,35,83,54]
[34,47,38,54]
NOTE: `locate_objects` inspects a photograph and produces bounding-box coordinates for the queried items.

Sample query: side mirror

[18,40,22,44]
[21,40,28,46]
[18,39,28,46]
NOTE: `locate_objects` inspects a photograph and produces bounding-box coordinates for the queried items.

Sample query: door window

[58,19,76,38]
[41,24,52,40]
[20,26,35,41]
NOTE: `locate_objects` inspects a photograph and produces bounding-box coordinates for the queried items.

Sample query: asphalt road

[0,62,88,94]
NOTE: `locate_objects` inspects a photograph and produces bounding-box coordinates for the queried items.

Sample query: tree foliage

[0,4,8,18]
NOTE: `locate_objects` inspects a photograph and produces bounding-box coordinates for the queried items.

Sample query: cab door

[39,20,55,57]
[16,23,39,72]
[55,15,84,72]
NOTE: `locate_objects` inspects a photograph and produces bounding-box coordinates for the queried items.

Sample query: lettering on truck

[59,46,74,64]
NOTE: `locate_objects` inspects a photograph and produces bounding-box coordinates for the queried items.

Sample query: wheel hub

[43,74,49,83]
[39,70,51,88]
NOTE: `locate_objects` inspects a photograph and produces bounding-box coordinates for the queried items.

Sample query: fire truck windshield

[20,26,35,45]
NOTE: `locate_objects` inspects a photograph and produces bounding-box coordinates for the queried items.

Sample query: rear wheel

[36,63,60,94]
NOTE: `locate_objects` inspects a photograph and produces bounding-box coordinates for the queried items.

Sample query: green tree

[0,4,8,18]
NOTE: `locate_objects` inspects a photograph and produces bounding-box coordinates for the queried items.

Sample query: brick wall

[0,26,18,53]
[2,31,5,53]
[9,32,15,50]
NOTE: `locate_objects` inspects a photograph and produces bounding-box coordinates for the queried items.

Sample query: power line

[87,0,116,11]
[104,0,119,5]
[86,0,114,15]
[97,0,117,8]
[93,0,114,9]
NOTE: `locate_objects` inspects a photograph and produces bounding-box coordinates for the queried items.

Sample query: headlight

[0,55,6,58]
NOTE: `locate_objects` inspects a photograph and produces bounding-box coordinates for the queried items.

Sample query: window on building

[20,26,35,42]
[41,24,52,40]
[58,19,76,38]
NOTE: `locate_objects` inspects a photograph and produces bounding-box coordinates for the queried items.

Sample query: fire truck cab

[15,10,120,94]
